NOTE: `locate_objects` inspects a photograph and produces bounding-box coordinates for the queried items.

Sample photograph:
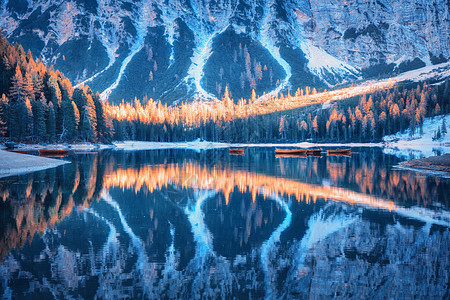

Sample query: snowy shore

[0,143,116,152]
[0,150,70,178]
[397,154,450,177]
[383,115,450,158]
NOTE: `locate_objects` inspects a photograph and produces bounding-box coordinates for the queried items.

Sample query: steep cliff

[0,0,448,103]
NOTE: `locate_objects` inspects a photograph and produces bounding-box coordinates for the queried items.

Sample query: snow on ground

[301,41,360,86]
[0,143,115,151]
[114,140,230,151]
[0,150,70,178]
[383,115,450,159]
[393,61,450,83]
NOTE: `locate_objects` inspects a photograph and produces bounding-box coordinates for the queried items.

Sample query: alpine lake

[0,148,449,299]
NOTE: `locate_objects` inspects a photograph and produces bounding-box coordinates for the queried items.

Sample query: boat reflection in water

[0,149,448,299]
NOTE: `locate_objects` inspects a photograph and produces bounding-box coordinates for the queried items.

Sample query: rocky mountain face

[0,0,448,104]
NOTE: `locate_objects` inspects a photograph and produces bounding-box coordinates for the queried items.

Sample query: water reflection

[0,149,449,298]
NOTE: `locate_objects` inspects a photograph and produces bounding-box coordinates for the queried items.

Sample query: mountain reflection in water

[0,149,448,299]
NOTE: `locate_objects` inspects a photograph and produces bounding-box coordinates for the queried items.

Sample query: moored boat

[275,149,307,155]
[306,148,322,156]
[327,148,351,156]
[276,154,308,158]
[39,149,69,156]
[229,148,245,155]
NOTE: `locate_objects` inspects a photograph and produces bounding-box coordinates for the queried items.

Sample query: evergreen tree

[16,99,28,140]
[73,101,80,129]
[32,99,46,140]
[46,75,61,107]
[61,90,76,139]
[9,101,19,140]
[47,102,56,141]
[24,71,34,100]
[25,98,33,138]
[442,117,447,136]
[9,65,26,102]
[0,94,8,137]
[81,95,97,141]
[93,92,108,141]
[32,72,44,101]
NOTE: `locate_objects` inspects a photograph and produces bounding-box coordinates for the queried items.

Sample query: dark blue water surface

[0,148,449,299]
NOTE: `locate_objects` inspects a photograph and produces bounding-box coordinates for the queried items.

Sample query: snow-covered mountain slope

[0,0,448,104]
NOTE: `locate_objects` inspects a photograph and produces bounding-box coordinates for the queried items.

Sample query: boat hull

[275,149,307,155]
[229,148,245,155]
[38,149,69,156]
[306,148,322,156]
[327,149,351,156]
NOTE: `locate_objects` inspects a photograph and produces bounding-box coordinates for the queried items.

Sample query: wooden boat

[229,148,245,155]
[8,150,28,154]
[275,149,307,155]
[276,154,307,158]
[39,149,69,156]
[306,148,322,156]
[327,148,351,156]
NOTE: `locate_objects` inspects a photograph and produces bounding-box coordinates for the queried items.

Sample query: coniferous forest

[106,82,449,143]
[0,34,112,143]
[0,33,448,144]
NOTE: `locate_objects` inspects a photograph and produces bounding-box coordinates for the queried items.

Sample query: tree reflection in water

[0,149,448,298]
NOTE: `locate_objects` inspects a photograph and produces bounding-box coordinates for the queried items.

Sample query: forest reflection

[0,149,449,299]
[1,150,448,261]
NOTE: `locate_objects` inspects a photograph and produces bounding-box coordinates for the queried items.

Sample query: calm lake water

[0,148,449,299]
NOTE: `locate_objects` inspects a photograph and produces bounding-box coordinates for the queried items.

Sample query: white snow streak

[258,0,292,100]
[184,29,227,100]
[100,2,154,99]
[260,194,292,299]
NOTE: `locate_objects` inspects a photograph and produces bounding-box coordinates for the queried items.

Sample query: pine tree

[9,100,19,140]
[25,98,33,138]
[93,92,109,141]
[442,117,447,136]
[16,99,29,140]
[73,101,80,129]
[312,116,318,139]
[32,71,44,101]
[47,102,56,141]
[32,99,46,140]
[9,65,26,102]
[0,94,8,137]
[435,103,441,116]
[81,95,97,141]
[61,90,76,139]
[24,71,34,100]
[72,87,88,118]
[47,75,61,107]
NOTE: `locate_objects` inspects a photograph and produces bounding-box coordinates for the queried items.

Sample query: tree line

[0,33,112,143]
[107,81,449,143]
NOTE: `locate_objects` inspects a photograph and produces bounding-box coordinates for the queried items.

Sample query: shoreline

[0,142,116,152]
[0,150,70,178]
[2,142,450,178]
[398,154,450,176]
